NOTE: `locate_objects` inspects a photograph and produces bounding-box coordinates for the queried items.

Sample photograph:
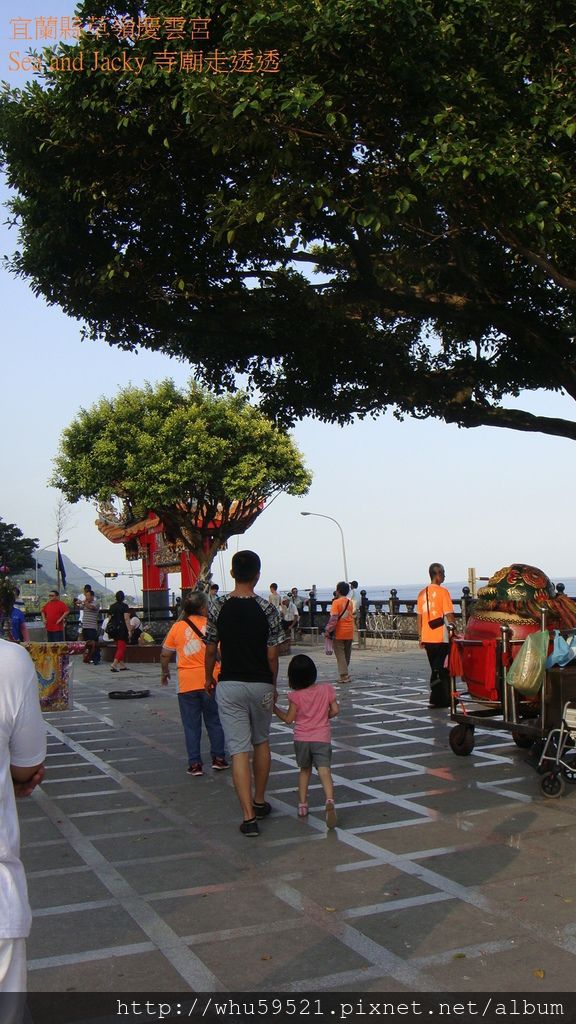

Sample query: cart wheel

[449,724,475,756]
[540,772,565,798]
[511,729,533,749]
[562,764,576,784]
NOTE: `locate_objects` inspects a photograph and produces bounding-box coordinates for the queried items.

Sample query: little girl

[274,654,339,828]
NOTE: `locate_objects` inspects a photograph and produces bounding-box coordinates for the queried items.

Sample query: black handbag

[106,617,121,640]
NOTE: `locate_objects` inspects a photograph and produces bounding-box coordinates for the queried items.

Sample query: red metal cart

[448,615,549,756]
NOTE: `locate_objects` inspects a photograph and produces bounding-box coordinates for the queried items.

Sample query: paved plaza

[19,642,576,994]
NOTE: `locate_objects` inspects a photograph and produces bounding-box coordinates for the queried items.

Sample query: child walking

[274,654,339,829]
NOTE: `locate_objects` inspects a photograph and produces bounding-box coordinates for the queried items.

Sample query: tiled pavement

[19,643,576,993]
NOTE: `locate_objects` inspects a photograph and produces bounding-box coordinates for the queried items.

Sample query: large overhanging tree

[0,518,38,575]
[51,381,311,579]
[1,0,576,435]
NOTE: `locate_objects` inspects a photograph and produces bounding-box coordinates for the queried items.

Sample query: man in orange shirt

[160,592,228,777]
[326,581,354,683]
[417,563,456,708]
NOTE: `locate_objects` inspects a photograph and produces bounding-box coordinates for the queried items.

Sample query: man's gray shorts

[215,681,274,755]
[294,741,332,769]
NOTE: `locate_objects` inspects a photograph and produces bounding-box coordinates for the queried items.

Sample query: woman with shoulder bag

[108,590,132,672]
[159,592,228,776]
[325,582,354,683]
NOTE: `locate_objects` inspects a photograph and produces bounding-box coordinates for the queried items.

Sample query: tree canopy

[0,518,38,575]
[51,381,311,575]
[2,0,576,437]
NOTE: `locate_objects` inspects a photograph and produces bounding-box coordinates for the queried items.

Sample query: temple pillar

[138,526,171,620]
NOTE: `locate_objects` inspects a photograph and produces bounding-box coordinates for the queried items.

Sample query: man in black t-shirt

[205,551,283,837]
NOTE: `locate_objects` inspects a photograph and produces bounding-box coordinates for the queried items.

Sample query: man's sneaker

[186,763,204,776]
[212,757,229,771]
[239,818,260,837]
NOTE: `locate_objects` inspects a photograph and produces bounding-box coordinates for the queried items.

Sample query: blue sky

[2,5,576,596]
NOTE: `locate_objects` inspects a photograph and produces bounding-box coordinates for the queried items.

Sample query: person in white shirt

[280,596,299,639]
[128,613,142,645]
[0,640,46,1018]
[268,583,281,608]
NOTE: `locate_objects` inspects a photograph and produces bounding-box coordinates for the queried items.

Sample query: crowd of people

[1,553,457,1007]
[156,559,457,835]
[36,586,151,670]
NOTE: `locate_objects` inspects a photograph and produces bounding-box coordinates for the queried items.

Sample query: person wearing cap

[9,590,29,644]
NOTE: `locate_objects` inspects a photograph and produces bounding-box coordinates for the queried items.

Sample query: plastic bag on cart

[546,631,576,670]
[507,630,549,695]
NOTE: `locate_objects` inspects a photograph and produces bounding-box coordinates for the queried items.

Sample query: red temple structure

[95,498,264,616]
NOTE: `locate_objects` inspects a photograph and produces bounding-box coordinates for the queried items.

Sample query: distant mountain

[34,550,101,594]
[19,550,141,602]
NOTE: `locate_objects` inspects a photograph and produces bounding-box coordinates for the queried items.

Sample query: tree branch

[443,401,576,441]
[492,227,576,293]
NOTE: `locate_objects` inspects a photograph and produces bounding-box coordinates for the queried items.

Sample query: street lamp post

[37,539,68,599]
[82,568,120,605]
[300,512,349,581]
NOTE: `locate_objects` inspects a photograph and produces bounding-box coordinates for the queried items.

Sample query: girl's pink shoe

[298,803,309,817]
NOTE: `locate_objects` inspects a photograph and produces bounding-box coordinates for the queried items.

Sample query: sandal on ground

[298,803,309,817]
[253,801,272,819]
[325,801,338,830]
[339,676,351,684]
[108,689,150,700]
